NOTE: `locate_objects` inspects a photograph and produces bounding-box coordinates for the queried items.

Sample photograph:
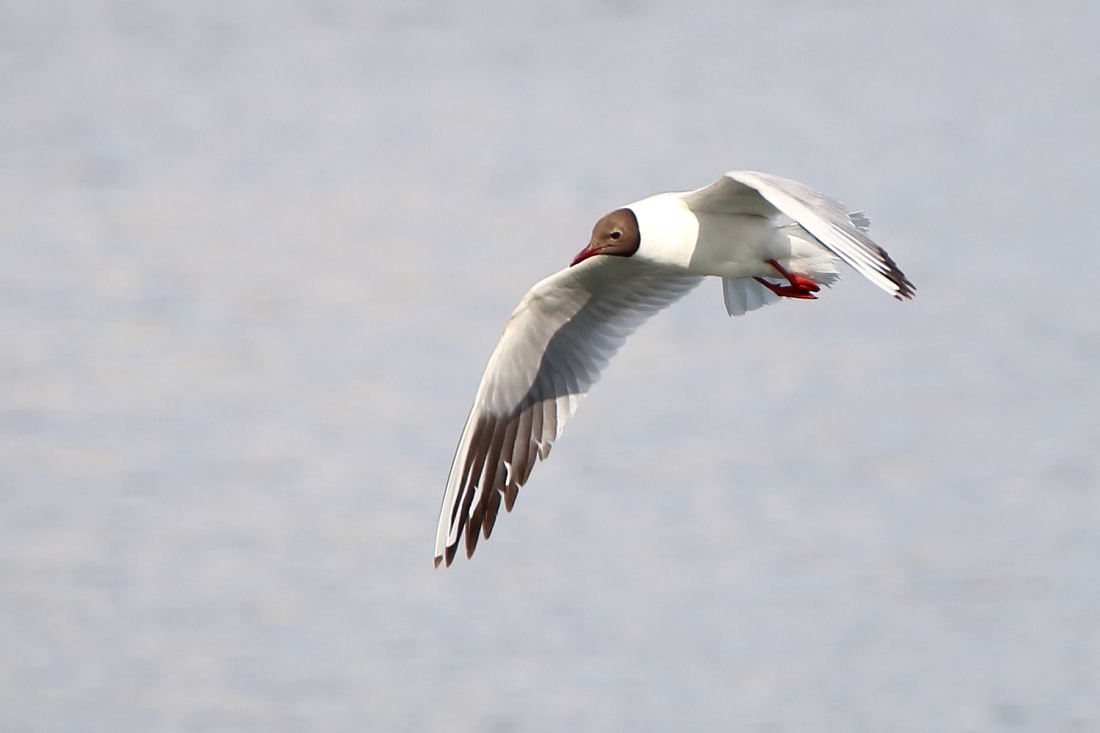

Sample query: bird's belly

[686,214,792,279]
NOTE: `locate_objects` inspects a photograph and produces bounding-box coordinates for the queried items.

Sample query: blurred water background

[2,1,1099,731]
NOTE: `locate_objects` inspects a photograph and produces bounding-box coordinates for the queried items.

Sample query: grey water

[2,1,1099,731]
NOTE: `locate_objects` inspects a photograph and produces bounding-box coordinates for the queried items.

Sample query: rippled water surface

[2,1,1099,731]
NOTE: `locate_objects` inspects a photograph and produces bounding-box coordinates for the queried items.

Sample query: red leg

[754,259,820,299]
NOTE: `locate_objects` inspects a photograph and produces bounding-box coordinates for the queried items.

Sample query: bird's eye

[610,231,622,239]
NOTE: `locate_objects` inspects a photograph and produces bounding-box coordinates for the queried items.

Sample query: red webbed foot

[753,259,820,299]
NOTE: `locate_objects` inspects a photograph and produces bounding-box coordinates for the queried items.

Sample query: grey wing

[435,257,702,566]
[685,170,915,300]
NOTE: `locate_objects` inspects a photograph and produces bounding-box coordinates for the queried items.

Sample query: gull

[434,171,914,566]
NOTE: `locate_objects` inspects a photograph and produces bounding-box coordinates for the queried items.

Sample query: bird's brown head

[570,208,640,266]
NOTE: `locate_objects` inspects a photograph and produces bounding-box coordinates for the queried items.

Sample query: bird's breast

[627,193,700,269]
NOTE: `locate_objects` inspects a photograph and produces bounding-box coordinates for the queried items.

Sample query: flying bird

[434,171,914,566]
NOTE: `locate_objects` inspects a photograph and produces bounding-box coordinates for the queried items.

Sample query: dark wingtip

[445,544,457,566]
[894,269,916,300]
[464,523,480,559]
[873,244,916,300]
[434,555,442,568]
[483,490,501,539]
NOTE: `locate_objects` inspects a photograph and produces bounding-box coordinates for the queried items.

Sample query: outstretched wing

[684,170,915,300]
[435,257,702,566]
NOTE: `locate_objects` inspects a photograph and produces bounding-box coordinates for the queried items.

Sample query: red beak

[571,247,598,266]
